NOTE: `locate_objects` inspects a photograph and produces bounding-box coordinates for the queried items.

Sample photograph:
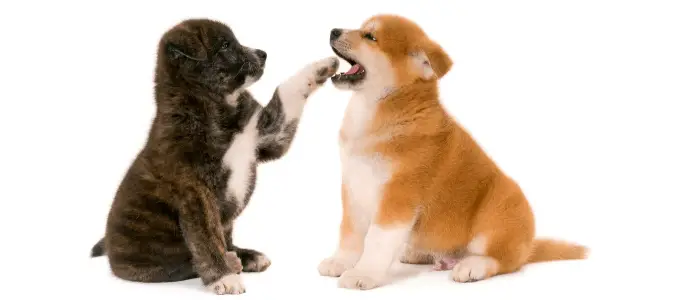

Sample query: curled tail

[91,238,106,257]
[527,238,588,264]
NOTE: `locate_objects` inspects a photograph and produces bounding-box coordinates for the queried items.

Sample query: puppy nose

[330,28,342,41]
[255,49,267,61]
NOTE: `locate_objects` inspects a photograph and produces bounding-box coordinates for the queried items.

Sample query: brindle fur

[90,18,338,290]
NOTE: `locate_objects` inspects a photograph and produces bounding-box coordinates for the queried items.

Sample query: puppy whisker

[232,62,248,79]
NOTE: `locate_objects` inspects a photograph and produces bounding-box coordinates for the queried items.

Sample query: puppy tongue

[346,64,362,75]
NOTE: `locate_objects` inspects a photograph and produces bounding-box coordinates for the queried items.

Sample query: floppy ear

[165,30,207,62]
[410,38,453,80]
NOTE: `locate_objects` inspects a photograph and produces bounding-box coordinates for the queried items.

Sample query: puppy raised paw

[311,56,341,84]
[207,273,246,295]
[280,57,339,99]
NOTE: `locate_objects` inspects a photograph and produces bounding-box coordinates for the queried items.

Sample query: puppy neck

[355,78,439,104]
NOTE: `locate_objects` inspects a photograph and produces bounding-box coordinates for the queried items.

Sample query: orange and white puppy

[318,14,588,290]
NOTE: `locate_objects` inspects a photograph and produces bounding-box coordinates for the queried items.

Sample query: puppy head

[329,14,452,91]
[157,19,267,95]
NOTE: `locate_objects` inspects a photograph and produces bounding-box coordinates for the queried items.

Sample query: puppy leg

[451,191,534,283]
[318,184,367,277]
[222,224,243,273]
[450,233,528,283]
[224,221,271,273]
[224,251,243,274]
[449,233,586,283]
[255,57,339,162]
[337,184,417,290]
[337,222,412,290]
[232,247,271,273]
[178,185,245,295]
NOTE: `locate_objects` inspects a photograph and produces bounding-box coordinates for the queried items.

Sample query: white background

[1,0,699,299]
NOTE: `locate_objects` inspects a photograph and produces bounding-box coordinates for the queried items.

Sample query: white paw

[243,253,271,272]
[450,256,498,283]
[303,56,340,84]
[317,256,354,277]
[337,268,383,290]
[283,57,339,98]
[207,273,246,295]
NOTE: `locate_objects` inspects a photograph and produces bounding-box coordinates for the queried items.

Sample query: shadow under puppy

[318,14,587,290]
[90,18,338,295]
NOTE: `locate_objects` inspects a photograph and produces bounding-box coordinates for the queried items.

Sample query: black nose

[330,28,342,41]
[255,49,267,61]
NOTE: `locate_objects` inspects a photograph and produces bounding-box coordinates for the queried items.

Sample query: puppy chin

[331,74,365,91]
[225,75,261,104]
[241,74,261,89]
[248,65,265,83]
[331,80,355,90]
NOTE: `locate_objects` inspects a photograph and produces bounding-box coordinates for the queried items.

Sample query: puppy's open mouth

[331,47,366,84]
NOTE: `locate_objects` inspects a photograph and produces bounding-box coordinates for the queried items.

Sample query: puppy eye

[221,41,230,49]
[363,33,377,42]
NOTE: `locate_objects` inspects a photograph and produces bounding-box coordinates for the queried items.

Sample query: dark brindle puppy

[89,18,338,295]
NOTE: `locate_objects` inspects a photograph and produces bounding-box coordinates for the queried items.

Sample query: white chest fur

[339,94,393,226]
[222,110,260,207]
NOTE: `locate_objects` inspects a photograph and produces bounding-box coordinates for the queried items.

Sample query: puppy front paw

[309,56,340,85]
[318,256,353,277]
[283,57,339,99]
[225,251,243,274]
[337,268,383,290]
[207,273,246,295]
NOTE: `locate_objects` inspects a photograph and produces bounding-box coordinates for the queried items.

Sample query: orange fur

[323,14,587,288]
[528,239,589,263]
[338,184,363,253]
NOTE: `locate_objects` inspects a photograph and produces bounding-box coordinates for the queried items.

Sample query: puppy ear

[410,39,453,80]
[409,50,436,80]
[165,30,207,62]
[166,43,206,61]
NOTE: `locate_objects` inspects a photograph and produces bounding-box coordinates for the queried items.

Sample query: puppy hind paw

[242,253,271,272]
[234,248,271,272]
[450,256,498,283]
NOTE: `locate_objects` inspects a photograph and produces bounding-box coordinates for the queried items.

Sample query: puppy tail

[90,237,106,257]
[526,238,588,264]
